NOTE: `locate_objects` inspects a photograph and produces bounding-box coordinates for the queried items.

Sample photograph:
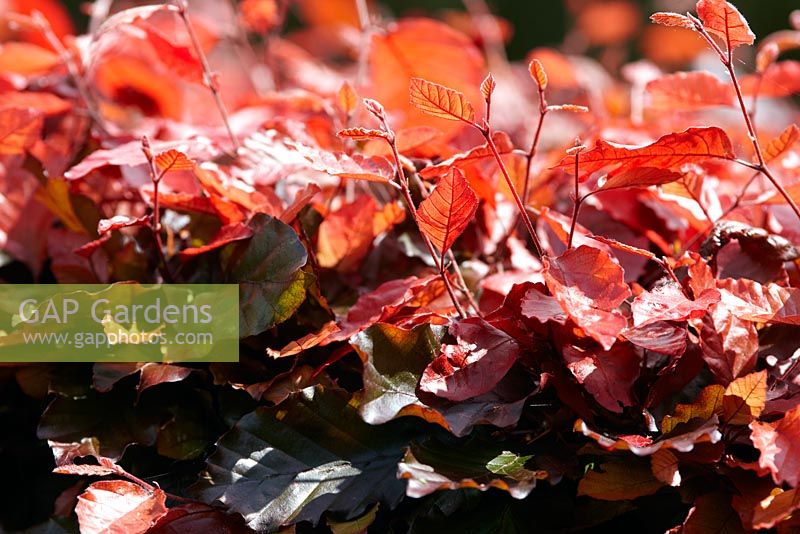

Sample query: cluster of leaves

[2,0,800,532]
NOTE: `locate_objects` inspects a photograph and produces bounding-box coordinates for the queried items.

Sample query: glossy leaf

[544,246,631,350]
[227,214,309,337]
[192,386,416,531]
[75,481,167,534]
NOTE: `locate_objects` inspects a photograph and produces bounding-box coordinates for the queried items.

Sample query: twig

[368,106,467,318]
[475,121,545,258]
[141,136,175,283]
[410,173,483,317]
[9,12,108,135]
[524,83,549,204]
[173,0,239,152]
[690,15,800,223]
[567,143,585,250]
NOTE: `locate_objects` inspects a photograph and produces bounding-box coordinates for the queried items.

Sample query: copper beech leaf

[398,438,546,500]
[650,12,695,29]
[696,0,756,50]
[577,456,663,501]
[544,246,631,350]
[646,71,733,110]
[369,19,484,137]
[0,107,43,155]
[409,77,476,123]
[416,167,478,258]
[154,149,194,174]
[631,281,720,327]
[227,214,309,337]
[763,123,800,163]
[75,480,168,534]
[556,127,735,178]
[192,386,416,532]
[563,343,640,413]
[750,404,800,487]
[419,318,522,402]
[723,370,767,425]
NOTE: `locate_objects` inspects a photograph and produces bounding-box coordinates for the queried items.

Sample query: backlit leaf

[750,404,800,487]
[696,0,755,50]
[416,167,478,258]
[0,107,43,155]
[723,370,767,425]
[646,71,733,110]
[556,127,735,178]
[409,77,476,123]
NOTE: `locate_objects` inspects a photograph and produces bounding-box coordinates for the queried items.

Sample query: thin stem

[173,0,239,152]
[382,128,467,318]
[141,136,175,283]
[691,18,800,222]
[354,0,372,91]
[567,146,584,250]
[14,12,108,134]
[523,91,548,204]
[477,123,545,257]
[410,172,483,317]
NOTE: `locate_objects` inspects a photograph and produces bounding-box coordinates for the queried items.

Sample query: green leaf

[485,451,534,478]
[398,437,546,500]
[227,214,309,337]
[327,503,379,534]
[192,385,419,531]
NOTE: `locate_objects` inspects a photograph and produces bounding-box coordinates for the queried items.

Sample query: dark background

[60,0,799,59]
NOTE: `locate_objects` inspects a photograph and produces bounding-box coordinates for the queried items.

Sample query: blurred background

[51,0,798,59]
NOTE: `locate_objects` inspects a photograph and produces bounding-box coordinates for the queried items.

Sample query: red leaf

[698,303,759,384]
[751,404,800,487]
[420,318,521,401]
[179,223,253,258]
[293,143,394,184]
[154,149,195,174]
[65,139,219,180]
[416,167,478,257]
[742,60,800,97]
[717,278,800,325]
[650,12,695,29]
[696,0,755,50]
[0,107,43,155]
[594,167,685,193]
[631,281,720,327]
[75,480,168,534]
[0,91,71,116]
[528,59,548,90]
[555,127,735,178]
[763,123,800,163]
[317,195,379,272]
[336,81,358,115]
[409,77,476,123]
[97,215,150,235]
[544,246,631,350]
[563,343,640,413]
[646,71,733,110]
[369,19,485,137]
[520,285,568,325]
